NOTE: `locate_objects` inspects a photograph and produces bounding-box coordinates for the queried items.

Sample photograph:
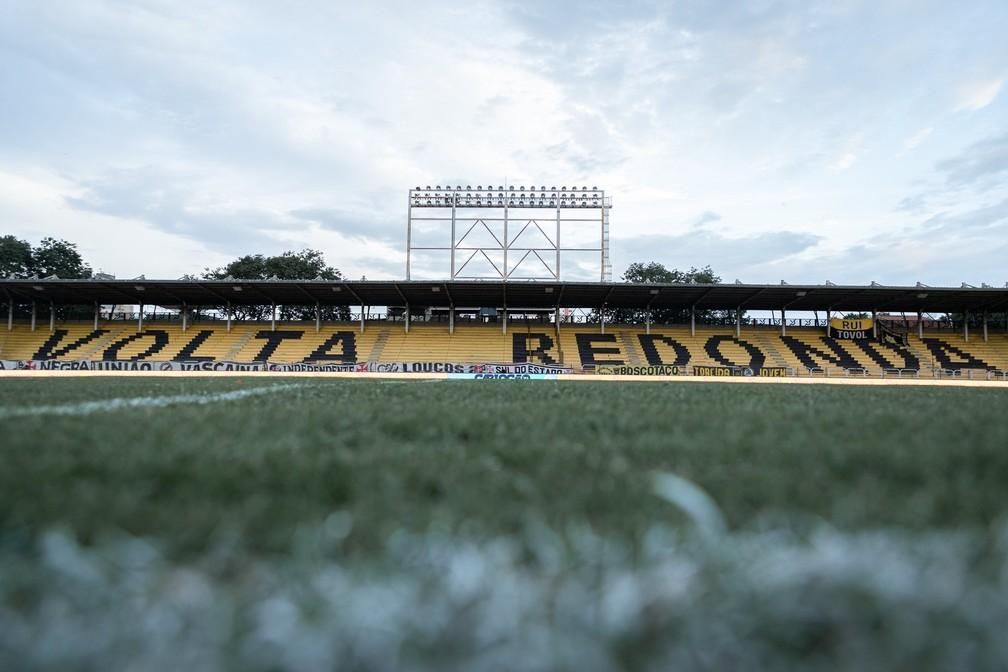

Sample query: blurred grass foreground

[2,378,1008,670]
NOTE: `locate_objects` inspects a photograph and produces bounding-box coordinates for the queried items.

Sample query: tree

[31,238,92,279]
[0,235,33,278]
[203,249,349,320]
[598,262,732,325]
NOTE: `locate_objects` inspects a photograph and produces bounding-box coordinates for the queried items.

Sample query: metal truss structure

[406,185,612,282]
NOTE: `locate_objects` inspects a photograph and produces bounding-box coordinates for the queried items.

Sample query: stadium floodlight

[796,291,807,297]
[406,182,611,281]
[232,286,242,292]
[917,293,929,299]
[134,285,145,292]
[32,285,43,291]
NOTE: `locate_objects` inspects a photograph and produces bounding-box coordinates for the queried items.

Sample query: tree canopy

[202,249,348,320]
[600,261,732,325]
[0,236,92,280]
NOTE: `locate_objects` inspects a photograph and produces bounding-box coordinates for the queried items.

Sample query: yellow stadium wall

[2,321,1007,373]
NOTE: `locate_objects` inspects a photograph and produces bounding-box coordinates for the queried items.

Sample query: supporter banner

[692,365,789,377]
[596,365,680,376]
[19,360,271,372]
[880,327,909,348]
[447,373,560,380]
[268,363,357,372]
[6,360,573,374]
[356,362,571,375]
[829,318,874,339]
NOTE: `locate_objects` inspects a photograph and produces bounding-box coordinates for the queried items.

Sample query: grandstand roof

[2,279,1008,313]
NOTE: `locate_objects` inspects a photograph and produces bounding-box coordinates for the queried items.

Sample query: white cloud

[954,78,1003,111]
[903,127,933,150]
[1,1,1007,286]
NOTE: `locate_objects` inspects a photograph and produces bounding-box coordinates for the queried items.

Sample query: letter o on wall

[703,335,766,370]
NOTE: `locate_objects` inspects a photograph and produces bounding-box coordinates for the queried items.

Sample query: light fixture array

[409,185,604,208]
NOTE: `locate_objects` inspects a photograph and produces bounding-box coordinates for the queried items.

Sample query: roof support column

[226,301,232,333]
[781,308,786,336]
[138,302,144,333]
[8,298,13,332]
[983,311,988,343]
[405,306,410,334]
[182,302,188,333]
[964,311,969,342]
[271,303,276,332]
[31,301,36,332]
[449,305,454,335]
[917,311,923,339]
[826,308,831,338]
[600,305,605,335]
[645,310,651,335]
[502,308,507,335]
[93,301,99,331]
[872,310,877,339]
[49,301,55,334]
[690,305,695,338]
[315,302,320,333]
[735,306,741,339]
[360,306,366,334]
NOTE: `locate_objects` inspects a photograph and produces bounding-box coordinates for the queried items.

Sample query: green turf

[2,377,1008,670]
[2,378,1006,556]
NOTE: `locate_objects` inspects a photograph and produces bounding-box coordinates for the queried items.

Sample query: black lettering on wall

[780,336,860,370]
[921,338,994,371]
[575,333,624,366]
[33,329,109,360]
[638,334,690,366]
[173,330,216,362]
[853,340,920,370]
[305,331,358,362]
[103,330,169,361]
[704,335,766,370]
[252,330,304,361]
[512,333,558,365]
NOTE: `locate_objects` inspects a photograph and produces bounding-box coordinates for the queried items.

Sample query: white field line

[0,383,304,419]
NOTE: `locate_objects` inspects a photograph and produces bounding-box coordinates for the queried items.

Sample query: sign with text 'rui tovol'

[829,318,874,339]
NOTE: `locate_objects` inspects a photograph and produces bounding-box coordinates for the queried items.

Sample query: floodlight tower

[405,185,612,281]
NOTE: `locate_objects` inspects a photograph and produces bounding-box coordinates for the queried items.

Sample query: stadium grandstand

[2,278,1007,378]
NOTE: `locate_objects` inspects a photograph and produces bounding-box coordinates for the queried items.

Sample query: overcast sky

[2,0,1007,286]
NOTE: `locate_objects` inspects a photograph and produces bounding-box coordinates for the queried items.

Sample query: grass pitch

[2,378,1008,670]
